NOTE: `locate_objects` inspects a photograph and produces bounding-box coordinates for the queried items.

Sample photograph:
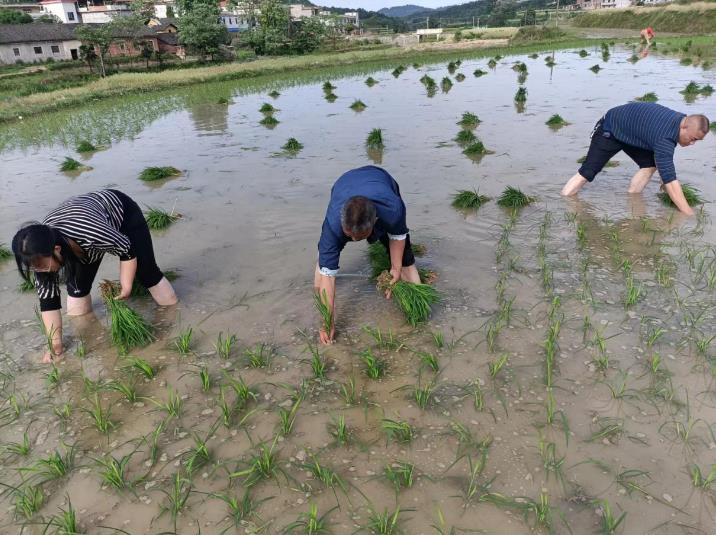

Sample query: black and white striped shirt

[36,190,133,304]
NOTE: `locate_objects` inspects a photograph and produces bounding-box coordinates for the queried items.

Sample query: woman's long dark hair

[11,223,80,287]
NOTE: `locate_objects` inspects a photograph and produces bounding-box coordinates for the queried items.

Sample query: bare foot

[42,350,64,364]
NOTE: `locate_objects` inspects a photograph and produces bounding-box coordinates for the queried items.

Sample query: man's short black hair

[687,114,710,134]
[341,196,376,236]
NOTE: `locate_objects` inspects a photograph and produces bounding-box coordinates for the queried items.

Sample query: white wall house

[78,1,132,23]
[152,0,176,18]
[600,0,632,8]
[220,12,251,33]
[289,4,319,20]
[0,24,81,64]
[39,0,80,23]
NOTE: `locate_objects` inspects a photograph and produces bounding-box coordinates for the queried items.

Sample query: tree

[0,10,33,24]
[79,44,97,73]
[292,17,326,54]
[130,0,156,22]
[166,5,175,17]
[244,0,291,55]
[524,9,536,26]
[140,40,154,69]
[34,14,59,23]
[178,1,229,60]
[75,24,113,77]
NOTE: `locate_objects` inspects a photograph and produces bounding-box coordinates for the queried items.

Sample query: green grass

[145,206,180,230]
[366,128,384,149]
[514,87,527,102]
[635,92,658,102]
[75,140,97,152]
[350,99,367,111]
[138,166,181,181]
[282,137,303,152]
[497,186,536,208]
[376,272,440,326]
[457,111,480,128]
[99,281,154,353]
[451,189,490,210]
[545,114,568,127]
[658,183,704,207]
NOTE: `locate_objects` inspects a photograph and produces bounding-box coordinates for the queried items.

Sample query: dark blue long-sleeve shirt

[602,102,685,183]
[318,166,408,276]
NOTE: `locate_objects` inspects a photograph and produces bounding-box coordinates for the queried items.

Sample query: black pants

[578,119,656,182]
[373,233,416,268]
[67,191,164,298]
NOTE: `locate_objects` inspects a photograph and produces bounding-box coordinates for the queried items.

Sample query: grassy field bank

[573,3,716,33]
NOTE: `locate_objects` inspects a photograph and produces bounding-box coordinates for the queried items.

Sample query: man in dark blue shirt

[314,166,420,344]
[561,102,709,215]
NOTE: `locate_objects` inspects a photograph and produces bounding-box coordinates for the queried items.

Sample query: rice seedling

[3,430,31,458]
[60,156,86,172]
[488,354,508,379]
[623,275,644,307]
[514,87,527,102]
[302,456,346,495]
[455,73,465,82]
[512,61,527,73]
[0,242,12,260]
[172,326,193,356]
[198,365,211,392]
[230,437,283,487]
[546,114,569,128]
[214,331,238,359]
[413,381,435,409]
[579,49,589,57]
[695,335,715,356]
[283,503,335,535]
[45,364,61,389]
[447,60,458,73]
[497,186,535,208]
[329,414,351,446]
[54,402,72,421]
[105,378,139,403]
[18,272,35,292]
[22,445,76,482]
[278,396,302,436]
[99,281,154,353]
[283,137,304,152]
[150,386,183,420]
[416,350,439,372]
[212,490,267,529]
[360,348,386,379]
[702,84,714,95]
[635,92,658,102]
[454,129,476,145]
[260,115,280,126]
[144,421,165,466]
[473,68,487,77]
[451,188,490,212]
[144,206,180,230]
[43,497,81,535]
[462,140,489,158]
[457,112,480,128]
[392,65,406,77]
[545,56,556,67]
[420,74,435,86]
[6,483,43,520]
[590,64,602,73]
[366,506,403,535]
[690,462,716,491]
[339,376,358,405]
[431,330,444,349]
[376,271,440,326]
[441,77,453,92]
[362,325,404,351]
[184,428,215,475]
[314,289,332,336]
[365,76,377,86]
[487,58,497,68]
[224,373,257,407]
[269,90,281,98]
[75,140,97,152]
[658,183,704,207]
[122,356,156,379]
[83,393,114,433]
[681,81,701,96]
[75,336,86,358]
[308,344,327,379]
[597,500,626,534]
[245,342,274,368]
[382,418,414,443]
[588,416,624,444]
[350,99,367,112]
[138,166,181,181]
[159,472,192,532]
[366,128,384,149]
[94,452,133,491]
[384,461,414,491]
[259,102,276,113]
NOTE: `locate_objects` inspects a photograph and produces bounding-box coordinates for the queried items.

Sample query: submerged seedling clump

[268,90,280,98]
[546,114,569,128]
[260,115,279,127]
[60,157,90,173]
[457,112,480,128]
[578,49,589,58]
[282,138,304,152]
[590,64,602,73]
[452,189,490,210]
[76,140,97,152]
[365,76,378,87]
[658,184,704,207]
[473,69,487,77]
[441,77,453,92]
[376,271,439,326]
[455,129,476,145]
[514,87,527,103]
[99,280,154,353]
[259,103,276,114]
[487,59,497,68]
[139,166,181,182]
[462,140,489,157]
[145,207,180,230]
[366,128,384,149]
[322,81,336,92]
[635,92,658,102]
[497,186,536,208]
[350,100,367,111]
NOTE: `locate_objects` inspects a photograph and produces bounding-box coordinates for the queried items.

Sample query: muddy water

[1,45,716,534]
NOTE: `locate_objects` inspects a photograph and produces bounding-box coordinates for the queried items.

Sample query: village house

[38,0,80,23]
[0,23,81,63]
[77,0,133,23]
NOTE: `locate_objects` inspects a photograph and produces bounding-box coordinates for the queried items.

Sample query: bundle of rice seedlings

[455,73,466,82]
[392,65,406,77]
[657,184,704,207]
[0,243,12,261]
[76,140,97,152]
[260,115,279,127]
[131,269,177,297]
[145,206,180,230]
[590,64,602,73]
[259,103,276,114]
[367,242,432,282]
[99,280,154,353]
[514,87,527,103]
[578,49,589,58]
[601,42,609,53]
[546,114,569,128]
[681,81,701,95]
[447,61,457,73]
[441,77,453,92]
[313,290,332,334]
[60,157,89,172]
[497,186,535,208]
[282,138,303,152]
[350,100,367,112]
[681,57,693,66]
[365,77,377,87]
[268,90,281,98]
[512,62,527,73]
[473,69,487,77]
[366,128,384,149]
[455,130,476,145]
[635,92,658,102]
[324,92,337,102]
[323,81,336,92]
[529,53,539,59]
[463,140,488,157]
[376,271,439,326]
[701,84,714,96]
[487,59,497,68]
[139,166,181,182]
[494,55,503,60]
[419,74,433,86]
[452,189,490,210]
[457,112,480,128]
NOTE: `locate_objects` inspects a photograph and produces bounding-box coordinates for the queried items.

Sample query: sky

[321,1,466,11]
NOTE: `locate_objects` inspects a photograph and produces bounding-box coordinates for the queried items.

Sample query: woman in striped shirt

[11,189,177,363]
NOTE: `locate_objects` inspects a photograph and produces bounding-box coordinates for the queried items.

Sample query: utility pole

[555,0,560,26]
[426,17,429,29]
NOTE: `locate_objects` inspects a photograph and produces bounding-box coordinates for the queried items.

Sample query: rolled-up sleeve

[654,140,678,184]
[35,272,62,312]
[318,219,345,277]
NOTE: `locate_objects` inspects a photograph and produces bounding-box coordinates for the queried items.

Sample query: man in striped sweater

[561,102,709,215]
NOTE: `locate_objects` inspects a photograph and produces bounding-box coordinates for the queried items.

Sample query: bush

[510,26,568,45]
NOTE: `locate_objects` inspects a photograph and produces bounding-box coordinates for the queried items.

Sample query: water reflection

[188,102,229,136]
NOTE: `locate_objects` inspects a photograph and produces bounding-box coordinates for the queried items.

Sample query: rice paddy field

[1,42,716,534]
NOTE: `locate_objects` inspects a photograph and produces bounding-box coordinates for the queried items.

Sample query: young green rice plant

[588,416,624,444]
[462,139,488,157]
[597,500,626,534]
[695,335,715,356]
[172,326,193,356]
[454,129,476,145]
[701,84,714,95]
[350,99,367,112]
[60,156,85,172]
[329,414,351,446]
[366,128,384,149]
[681,81,702,96]
[488,354,508,379]
[198,365,212,392]
[324,92,337,102]
[365,76,377,87]
[431,330,445,349]
[366,506,403,535]
[214,331,237,359]
[413,381,435,409]
[75,140,97,152]
[54,402,72,421]
[457,111,480,128]
[144,206,180,230]
[308,345,327,379]
[283,137,304,152]
[150,386,183,420]
[392,65,406,77]
[212,490,267,530]
[690,462,716,491]
[441,77,453,92]
[283,503,335,535]
[122,356,156,379]
[106,377,140,403]
[83,393,114,434]
[314,289,332,337]
[538,437,566,489]
[415,350,439,372]
[224,373,257,407]
[184,427,215,476]
[138,166,181,181]
[43,497,81,535]
[546,114,569,128]
[260,115,280,126]
[497,186,535,208]
[45,364,61,389]
[376,272,440,326]
[623,275,644,308]
[259,102,276,113]
[245,342,274,368]
[94,452,133,491]
[382,418,414,444]
[473,68,487,77]
[451,189,489,210]
[99,280,154,353]
[278,396,302,436]
[578,49,588,57]
[302,455,346,495]
[384,461,414,491]
[339,376,358,405]
[230,436,283,487]
[635,92,658,102]
[3,429,31,458]
[269,90,281,98]
[514,90,527,107]
[18,271,36,292]
[360,348,387,379]
[322,81,336,92]
[22,445,76,482]
[0,242,12,260]
[362,325,404,351]
[658,183,704,207]
[487,58,497,68]
[6,483,44,520]
[420,74,435,86]
[590,64,602,73]
[143,421,165,466]
[159,471,192,532]
[545,55,556,67]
